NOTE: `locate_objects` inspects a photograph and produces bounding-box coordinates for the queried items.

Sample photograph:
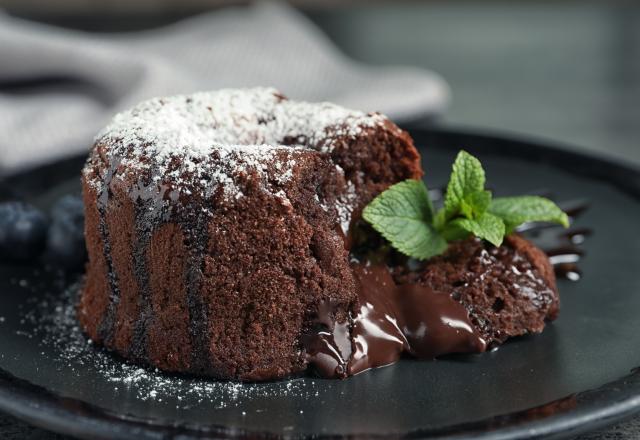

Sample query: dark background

[3,0,639,164]
[0,0,639,438]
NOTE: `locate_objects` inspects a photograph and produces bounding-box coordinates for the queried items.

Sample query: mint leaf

[453,212,505,247]
[440,222,471,242]
[444,150,486,218]
[363,179,435,223]
[463,190,492,218]
[490,196,569,233]
[458,199,474,219]
[362,180,446,259]
[433,208,447,231]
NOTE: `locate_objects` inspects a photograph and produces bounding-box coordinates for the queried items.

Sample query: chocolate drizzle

[129,172,213,373]
[182,209,212,374]
[127,204,152,360]
[306,263,487,378]
[128,176,168,361]
[96,158,122,344]
[519,199,591,281]
[92,153,214,373]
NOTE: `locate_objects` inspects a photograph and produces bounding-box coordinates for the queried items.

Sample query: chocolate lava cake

[78,88,422,380]
[79,87,560,381]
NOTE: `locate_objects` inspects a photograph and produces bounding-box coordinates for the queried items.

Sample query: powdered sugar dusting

[88,88,384,202]
[96,87,382,158]
[18,281,327,408]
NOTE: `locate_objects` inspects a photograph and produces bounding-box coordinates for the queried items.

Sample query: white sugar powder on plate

[18,281,326,409]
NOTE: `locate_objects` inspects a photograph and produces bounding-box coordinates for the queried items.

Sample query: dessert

[78,88,421,380]
[78,88,567,381]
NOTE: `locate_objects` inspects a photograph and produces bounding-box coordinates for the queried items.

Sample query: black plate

[0,128,639,440]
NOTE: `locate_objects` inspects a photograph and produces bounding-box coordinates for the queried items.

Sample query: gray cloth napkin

[0,3,449,175]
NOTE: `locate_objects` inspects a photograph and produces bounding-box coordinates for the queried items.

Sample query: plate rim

[1,126,639,440]
[1,366,640,440]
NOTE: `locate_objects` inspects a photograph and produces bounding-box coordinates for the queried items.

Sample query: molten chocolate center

[305,263,487,379]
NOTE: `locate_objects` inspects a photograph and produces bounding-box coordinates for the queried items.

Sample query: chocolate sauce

[130,170,213,373]
[96,157,122,344]
[306,263,486,378]
[128,177,167,361]
[93,155,214,373]
[397,283,487,358]
[348,264,408,376]
[519,199,591,281]
[127,203,153,361]
[303,313,352,379]
[182,211,212,374]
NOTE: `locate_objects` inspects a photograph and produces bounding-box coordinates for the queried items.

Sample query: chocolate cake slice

[78,88,421,380]
[395,234,559,346]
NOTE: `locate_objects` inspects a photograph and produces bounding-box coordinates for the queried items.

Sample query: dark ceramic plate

[0,128,639,440]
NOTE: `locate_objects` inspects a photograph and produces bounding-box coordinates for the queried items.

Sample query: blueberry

[0,201,48,261]
[47,195,87,270]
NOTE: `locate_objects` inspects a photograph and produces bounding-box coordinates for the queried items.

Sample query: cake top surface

[95,87,385,161]
[87,88,388,202]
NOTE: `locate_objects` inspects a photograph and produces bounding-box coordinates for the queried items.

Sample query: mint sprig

[362,150,569,260]
[443,150,485,219]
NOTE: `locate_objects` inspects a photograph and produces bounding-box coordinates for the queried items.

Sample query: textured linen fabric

[0,3,449,175]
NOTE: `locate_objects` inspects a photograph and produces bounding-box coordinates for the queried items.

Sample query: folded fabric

[0,2,449,174]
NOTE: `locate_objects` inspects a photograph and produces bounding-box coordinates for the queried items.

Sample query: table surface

[1,1,639,439]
